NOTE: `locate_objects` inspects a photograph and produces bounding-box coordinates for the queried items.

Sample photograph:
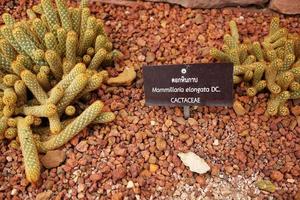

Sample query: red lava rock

[36,190,52,200]
[114,145,127,156]
[111,192,123,200]
[40,150,66,169]
[271,170,284,182]
[130,163,141,178]
[269,0,300,14]
[75,141,89,152]
[211,165,220,176]
[235,150,247,163]
[113,167,127,182]
[291,106,300,116]
[195,175,206,187]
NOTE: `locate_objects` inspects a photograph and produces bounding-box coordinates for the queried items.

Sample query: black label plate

[143,63,233,106]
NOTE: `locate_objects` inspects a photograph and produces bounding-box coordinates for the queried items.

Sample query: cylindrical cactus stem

[266,91,290,116]
[238,44,248,64]
[270,58,283,71]
[23,104,57,117]
[49,113,61,135]
[0,53,13,73]
[265,66,281,94]
[3,88,17,106]
[57,73,88,115]
[79,29,96,55]
[14,80,27,104]
[290,67,300,79]
[78,8,90,54]
[56,28,67,56]
[9,140,20,149]
[65,105,76,116]
[251,62,265,86]
[32,18,47,47]
[3,74,20,87]
[276,47,285,60]
[269,17,280,36]
[278,104,289,116]
[265,49,277,62]
[246,80,267,97]
[243,70,253,82]
[88,48,107,70]
[7,118,17,127]
[55,0,73,31]
[92,112,115,124]
[289,81,300,92]
[228,49,240,65]
[83,72,103,93]
[26,9,37,19]
[0,116,8,136]
[11,60,26,76]
[47,86,64,104]
[2,13,15,26]
[32,49,47,66]
[41,100,104,151]
[20,70,48,104]
[70,8,81,36]
[276,71,294,91]
[229,20,239,43]
[16,117,40,183]
[53,62,86,91]
[1,26,24,55]
[251,42,264,62]
[265,28,287,43]
[0,39,17,61]
[107,66,137,86]
[3,105,15,117]
[284,39,294,55]
[32,4,43,14]
[37,71,51,91]
[279,54,295,71]
[44,32,59,52]
[65,31,78,66]
[210,48,229,62]
[86,47,95,56]
[4,127,17,140]
[13,27,38,59]
[41,0,60,30]
[83,55,91,65]
[62,60,74,75]
[290,90,300,99]
[224,34,238,49]
[45,50,63,80]
[272,37,287,49]
[16,54,34,70]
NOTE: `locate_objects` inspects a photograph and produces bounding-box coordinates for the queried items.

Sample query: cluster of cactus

[210,17,300,116]
[0,0,136,183]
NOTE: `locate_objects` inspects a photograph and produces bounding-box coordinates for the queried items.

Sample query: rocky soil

[0,1,300,200]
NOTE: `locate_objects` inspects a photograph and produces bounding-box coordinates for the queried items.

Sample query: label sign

[143,63,233,106]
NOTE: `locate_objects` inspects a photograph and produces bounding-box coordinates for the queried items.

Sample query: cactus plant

[210,18,300,116]
[0,0,136,183]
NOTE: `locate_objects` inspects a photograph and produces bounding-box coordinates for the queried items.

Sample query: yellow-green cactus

[88,48,107,70]
[92,112,115,124]
[4,127,17,140]
[40,100,103,151]
[41,0,60,30]
[37,71,51,91]
[0,116,8,136]
[49,113,61,134]
[65,105,76,116]
[44,32,59,52]
[247,80,267,97]
[70,8,81,36]
[269,17,280,36]
[23,104,57,117]
[45,50,63,80]
[7,118,17,127]
[55,0,73,31]
[266,91,290,116]
[3,74,20,87]
[0,39,17,61]
[2,13,15,26]
[56,73,88,115]
[14,80,27,104]
[9,140,20,149]
[276,71,294,91]
[3,105,15,117]
[3,88,17,106]
[16,117,40,183]
[20,70,48,104]
[65,31,78,64]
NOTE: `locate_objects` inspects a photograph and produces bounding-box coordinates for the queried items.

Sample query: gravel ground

[0,1,300,200]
